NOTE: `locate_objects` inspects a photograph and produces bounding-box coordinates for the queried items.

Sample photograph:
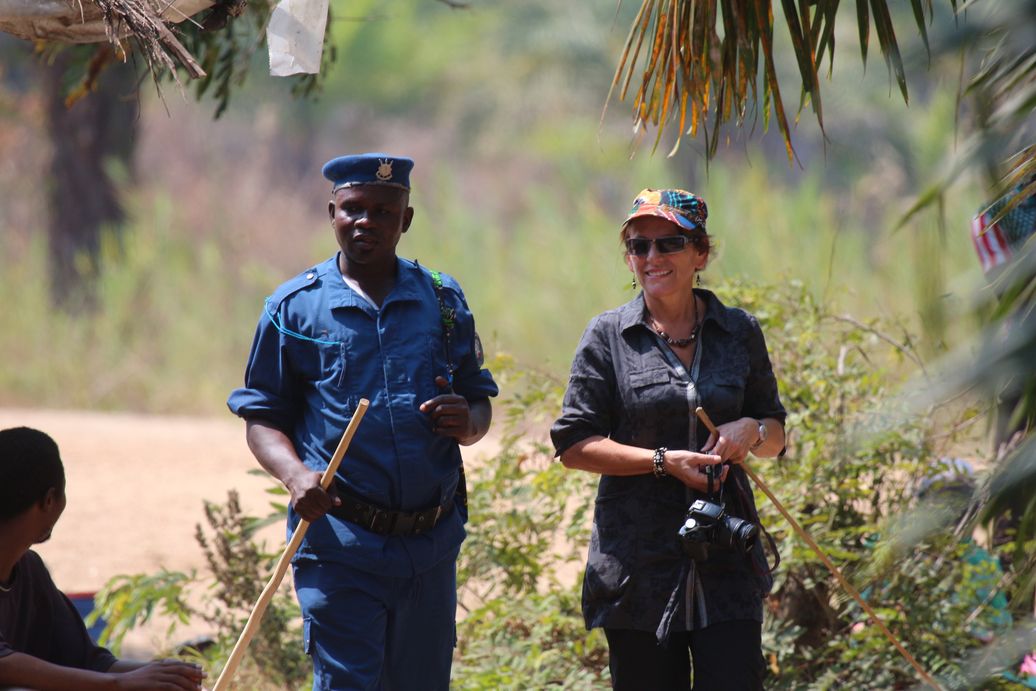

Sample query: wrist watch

[750,420,767,451]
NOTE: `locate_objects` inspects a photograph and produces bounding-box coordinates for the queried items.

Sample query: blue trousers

[293,555,458,691]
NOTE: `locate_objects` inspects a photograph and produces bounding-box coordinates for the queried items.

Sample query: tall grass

[0,195,277,414]
[0,144,986,414]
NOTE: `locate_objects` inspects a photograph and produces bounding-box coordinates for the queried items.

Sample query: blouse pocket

[584,501,637,605]
[701,366,746,420]
[629,366,671,391]
[625,366,676,446]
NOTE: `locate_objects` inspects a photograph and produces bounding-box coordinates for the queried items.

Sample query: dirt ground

[0,407,501,658]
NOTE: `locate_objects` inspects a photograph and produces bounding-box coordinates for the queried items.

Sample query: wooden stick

[694,407,943,691]
[212,399,370,691]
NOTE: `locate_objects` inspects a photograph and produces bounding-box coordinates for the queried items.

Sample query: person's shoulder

[595,304,627,326]
[268,256,337,307]
[21,549,46,571]
[701,289,759,333]
[404,259,464,293]
[19,550,55,585]
[583,300,634,336]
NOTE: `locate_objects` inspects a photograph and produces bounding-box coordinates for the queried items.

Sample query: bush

[95,279,1032,689]
[93,488,309,690]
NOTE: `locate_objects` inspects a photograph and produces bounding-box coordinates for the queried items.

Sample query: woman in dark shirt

[551,189,787,691]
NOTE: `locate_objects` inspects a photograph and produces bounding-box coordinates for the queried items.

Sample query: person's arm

[458,397,492,446]
[703,314,786,465]
[0,653,204,691]
[560,435,725,492]
[245,419,340,522]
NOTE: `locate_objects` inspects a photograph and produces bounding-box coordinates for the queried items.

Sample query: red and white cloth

[971,211,1014,275]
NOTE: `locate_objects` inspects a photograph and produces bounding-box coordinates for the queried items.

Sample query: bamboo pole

[212,399,370,691]
[694,406,942,691]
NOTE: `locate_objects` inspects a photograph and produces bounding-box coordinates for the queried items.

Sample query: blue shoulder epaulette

[263,265,338,346]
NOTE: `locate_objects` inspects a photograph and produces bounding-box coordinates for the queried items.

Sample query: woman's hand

[663,449,727,492]
[701,417,760,465]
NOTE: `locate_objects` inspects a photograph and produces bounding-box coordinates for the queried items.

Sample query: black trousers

[605,620,764,691]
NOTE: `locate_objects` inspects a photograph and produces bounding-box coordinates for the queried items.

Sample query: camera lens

[725,516,758,552]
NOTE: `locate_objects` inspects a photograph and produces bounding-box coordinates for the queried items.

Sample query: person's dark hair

[0,427,65,521]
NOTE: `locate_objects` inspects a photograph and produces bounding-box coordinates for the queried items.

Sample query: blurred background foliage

[2,0,1035,687]
[0,0,995,410]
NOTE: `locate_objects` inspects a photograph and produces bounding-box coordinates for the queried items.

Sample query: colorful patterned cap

[623,188,708,232]
[322,153,414,192]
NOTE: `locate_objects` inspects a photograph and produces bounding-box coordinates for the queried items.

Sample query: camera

[678,497,759,561]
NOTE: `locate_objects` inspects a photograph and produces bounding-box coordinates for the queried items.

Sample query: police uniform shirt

[228,255,498,577]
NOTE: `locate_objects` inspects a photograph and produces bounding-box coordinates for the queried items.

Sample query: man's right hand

[285,468,341,522]
[112,659,205,690]
[245,420,341,522]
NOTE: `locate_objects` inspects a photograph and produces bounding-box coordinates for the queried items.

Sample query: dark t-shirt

[0,550,116,671]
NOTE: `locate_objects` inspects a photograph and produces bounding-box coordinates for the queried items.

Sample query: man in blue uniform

[227,153,497,690]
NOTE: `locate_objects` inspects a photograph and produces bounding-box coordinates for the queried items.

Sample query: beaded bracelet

[652,447,668,478]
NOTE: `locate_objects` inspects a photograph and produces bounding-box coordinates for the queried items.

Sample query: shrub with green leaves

[452,363,608,688]
[455,280,1030,689]
[93,489,309,690]
[94,279,1031,689]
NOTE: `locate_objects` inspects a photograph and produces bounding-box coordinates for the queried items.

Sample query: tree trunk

[41,49,139,309]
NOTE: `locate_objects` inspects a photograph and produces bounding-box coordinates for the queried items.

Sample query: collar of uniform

[327,255,426,310]
[382,258,426,306]
[618,288,735,335]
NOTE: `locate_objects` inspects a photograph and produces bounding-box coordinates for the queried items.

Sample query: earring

[696,273,702,286]
[631,277,637,289]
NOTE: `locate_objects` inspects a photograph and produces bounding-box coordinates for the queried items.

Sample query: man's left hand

[420,376,474,441]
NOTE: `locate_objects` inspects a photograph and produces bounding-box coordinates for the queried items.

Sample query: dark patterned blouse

[551,289,786,636]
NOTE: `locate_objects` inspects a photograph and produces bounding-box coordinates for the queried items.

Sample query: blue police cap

[322,153,414,192]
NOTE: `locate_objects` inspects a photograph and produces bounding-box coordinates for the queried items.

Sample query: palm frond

[614,0,933,161]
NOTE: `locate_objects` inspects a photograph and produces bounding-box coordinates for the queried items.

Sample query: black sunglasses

[625,235,691,256]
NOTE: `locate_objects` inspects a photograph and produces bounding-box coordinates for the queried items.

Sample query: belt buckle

[369,508,395,535]
[411,506,442,536]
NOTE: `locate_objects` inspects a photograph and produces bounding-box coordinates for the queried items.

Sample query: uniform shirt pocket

[285,338,345,389]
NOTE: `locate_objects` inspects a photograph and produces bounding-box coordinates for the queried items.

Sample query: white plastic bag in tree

[267,0,329,77]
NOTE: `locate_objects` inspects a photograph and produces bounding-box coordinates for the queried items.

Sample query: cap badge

[376,159,393,181]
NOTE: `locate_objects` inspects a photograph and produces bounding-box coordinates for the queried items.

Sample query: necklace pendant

[657,329,696,347]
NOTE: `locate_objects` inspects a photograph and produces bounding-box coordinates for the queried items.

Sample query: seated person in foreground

[0,426,205,691]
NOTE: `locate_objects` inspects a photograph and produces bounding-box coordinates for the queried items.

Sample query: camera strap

[704,464,724,503]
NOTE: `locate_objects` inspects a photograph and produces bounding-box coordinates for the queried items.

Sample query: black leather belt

[327,486,454,536]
